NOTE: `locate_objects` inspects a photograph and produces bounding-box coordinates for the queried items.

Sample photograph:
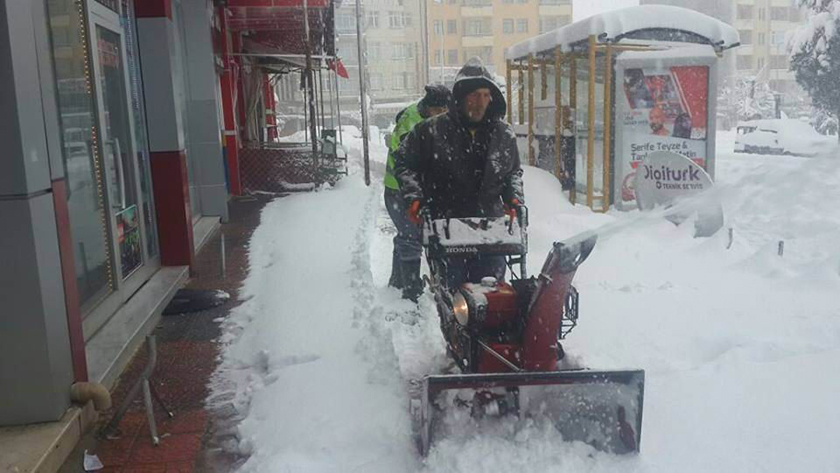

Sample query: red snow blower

[411,208,645,456]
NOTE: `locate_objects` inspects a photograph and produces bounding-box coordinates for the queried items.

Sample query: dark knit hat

[420,84,452,108]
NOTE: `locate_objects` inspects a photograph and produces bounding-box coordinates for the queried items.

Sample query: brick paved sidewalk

[59,195,274,473]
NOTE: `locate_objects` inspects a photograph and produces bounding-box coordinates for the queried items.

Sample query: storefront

[0,0,229,426]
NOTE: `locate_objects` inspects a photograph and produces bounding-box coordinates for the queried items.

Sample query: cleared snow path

[214,178,420,472]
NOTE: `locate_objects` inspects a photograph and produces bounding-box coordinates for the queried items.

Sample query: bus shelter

[504,6,739,211]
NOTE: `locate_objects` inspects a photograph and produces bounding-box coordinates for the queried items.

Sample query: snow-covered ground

[213,129,840,472]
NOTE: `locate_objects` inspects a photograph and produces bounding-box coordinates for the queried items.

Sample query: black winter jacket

[394,58,524,219]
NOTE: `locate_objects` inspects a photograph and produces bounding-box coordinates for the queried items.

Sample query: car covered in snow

[734,119,835,156]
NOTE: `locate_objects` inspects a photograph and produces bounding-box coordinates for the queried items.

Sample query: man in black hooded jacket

[394,57,524,293]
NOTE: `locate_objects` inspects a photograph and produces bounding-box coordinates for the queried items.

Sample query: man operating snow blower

[394,58,645,457]
[394,57,524,295]
[385,85,451,301]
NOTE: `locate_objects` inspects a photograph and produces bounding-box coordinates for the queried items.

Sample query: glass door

[87,3,158,306]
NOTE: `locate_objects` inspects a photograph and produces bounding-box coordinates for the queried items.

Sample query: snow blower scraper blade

[415,369,645,456]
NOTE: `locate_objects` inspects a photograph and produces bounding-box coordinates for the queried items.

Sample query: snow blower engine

[412,207,645,456]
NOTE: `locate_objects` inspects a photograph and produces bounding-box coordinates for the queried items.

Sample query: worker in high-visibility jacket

[384,84,451,301]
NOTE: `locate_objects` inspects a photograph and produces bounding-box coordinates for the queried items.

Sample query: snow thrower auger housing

[413,208,645,456]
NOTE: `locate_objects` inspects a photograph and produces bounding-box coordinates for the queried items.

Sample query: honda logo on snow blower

[445,246,479,254]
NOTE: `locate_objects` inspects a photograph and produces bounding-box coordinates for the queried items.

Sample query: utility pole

[354,0,371,185]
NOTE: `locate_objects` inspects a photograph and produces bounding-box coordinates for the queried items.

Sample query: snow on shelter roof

[506,5,740,60]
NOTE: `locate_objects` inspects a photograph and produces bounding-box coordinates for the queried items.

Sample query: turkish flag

[328,58,350,79]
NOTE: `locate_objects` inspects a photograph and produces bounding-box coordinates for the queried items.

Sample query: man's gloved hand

[407,200,423,225]
[504,198,521,220]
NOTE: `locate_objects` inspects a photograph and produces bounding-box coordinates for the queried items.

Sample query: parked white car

[734,119,835,157]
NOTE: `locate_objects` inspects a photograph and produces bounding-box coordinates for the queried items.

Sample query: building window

[517,0,528,3]
[736,55,752,70]
[462,0,492,5]
[516,18,528,33]
[434,49,442,65]
[757,57,765,70]
[503,19,514,34]
[770,55,788,69]
[391,43,414,60]
[392,72,415,90]
[342,45,359,63]
[368,42,380,61]
[434,20,444,36]
[539,0,570,4]
[336,13,356,33]
[388,12,411,28]
[539,16,570,33]
[446,20,458,34]
[737,5,753,19]
[366,11,379,28]
[771,31,786,47]
[463,46,493,65]
[448,49,458,65]
[503,0,514,3]
[758,32,765,45]
[739,30,752,45]
[447,19,457,34]
[463,18,492,36]
[758,8,765,20]
[370,74,383,90]
[770,7,788,21]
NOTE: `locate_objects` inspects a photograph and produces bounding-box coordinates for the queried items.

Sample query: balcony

[462,34,494,47]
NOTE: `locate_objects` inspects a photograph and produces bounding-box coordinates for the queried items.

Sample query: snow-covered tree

[788,0,840,141]
[812,106,840,135]
[718,74,779,126]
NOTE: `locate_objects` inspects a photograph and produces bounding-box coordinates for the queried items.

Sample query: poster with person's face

[618,66,709,206]
[117,205,142,278]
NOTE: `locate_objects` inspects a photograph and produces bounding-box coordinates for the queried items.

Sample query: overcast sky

[573,0,640,22]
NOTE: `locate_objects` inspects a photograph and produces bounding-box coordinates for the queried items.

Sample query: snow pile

[213,135,840,471]
[507,5,739,59]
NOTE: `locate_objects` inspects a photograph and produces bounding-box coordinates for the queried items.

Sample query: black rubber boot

[388,251,403,289]
[400,259,423,302]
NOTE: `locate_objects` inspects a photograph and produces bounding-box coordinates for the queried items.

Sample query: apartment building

[427,0,573,85]
[731,0,803,97]
[641,0,807,111]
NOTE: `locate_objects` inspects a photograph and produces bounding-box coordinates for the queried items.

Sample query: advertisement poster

[633,151,723,237]
[619,65,709,205]
[117,205,142,278]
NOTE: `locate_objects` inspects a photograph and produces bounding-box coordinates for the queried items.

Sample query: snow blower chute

[411,210,645,455]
